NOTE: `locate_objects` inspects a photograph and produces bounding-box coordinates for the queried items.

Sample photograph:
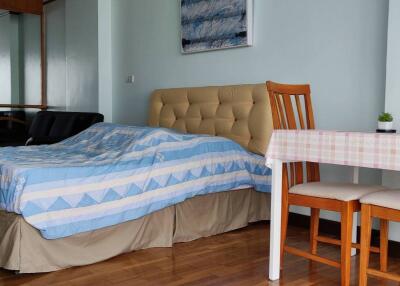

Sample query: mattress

[0,189,270,273]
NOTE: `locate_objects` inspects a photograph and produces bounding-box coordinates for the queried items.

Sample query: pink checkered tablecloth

[265,130,400,171]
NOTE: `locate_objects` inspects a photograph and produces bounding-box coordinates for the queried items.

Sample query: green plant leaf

[378,112,393,122]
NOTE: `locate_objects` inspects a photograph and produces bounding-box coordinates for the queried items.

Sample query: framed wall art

[181,0,253,54]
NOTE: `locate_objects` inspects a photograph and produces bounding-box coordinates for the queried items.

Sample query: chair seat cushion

[360,190,400,210]
[289,182,384,202]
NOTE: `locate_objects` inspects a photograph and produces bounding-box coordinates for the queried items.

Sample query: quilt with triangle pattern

[0,123,271,239]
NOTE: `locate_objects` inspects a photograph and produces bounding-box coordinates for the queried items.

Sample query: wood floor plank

[1,222,400,285]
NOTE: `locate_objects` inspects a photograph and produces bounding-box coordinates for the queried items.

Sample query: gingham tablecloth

[265,130,400,171]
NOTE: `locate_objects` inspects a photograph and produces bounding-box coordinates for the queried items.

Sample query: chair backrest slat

[266,81,320,188]
[275,95,287,129]
[282,94,297,130]
[304,95,316,129]
[295,96,305,129]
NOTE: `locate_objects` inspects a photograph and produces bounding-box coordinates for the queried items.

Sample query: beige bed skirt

[0,189,270,273]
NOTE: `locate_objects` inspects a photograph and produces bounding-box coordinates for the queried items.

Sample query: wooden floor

[1,223,400,286]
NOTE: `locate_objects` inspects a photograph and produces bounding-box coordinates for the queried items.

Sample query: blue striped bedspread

[0,123,271,239]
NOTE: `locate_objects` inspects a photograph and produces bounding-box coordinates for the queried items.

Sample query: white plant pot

[378,121,393,130]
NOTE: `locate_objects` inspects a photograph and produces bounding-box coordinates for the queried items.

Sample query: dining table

[265,129,400,281]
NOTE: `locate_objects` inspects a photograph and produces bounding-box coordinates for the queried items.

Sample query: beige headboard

[148,84,273,155]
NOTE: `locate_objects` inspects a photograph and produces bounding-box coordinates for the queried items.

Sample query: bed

[0,83,273,273]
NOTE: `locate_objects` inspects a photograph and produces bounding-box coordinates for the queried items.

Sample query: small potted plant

[378,112,394,131]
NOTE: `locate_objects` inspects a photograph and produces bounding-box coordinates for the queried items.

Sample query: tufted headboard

[148,84,273,155]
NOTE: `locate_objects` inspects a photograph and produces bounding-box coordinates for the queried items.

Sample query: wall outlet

[127,75,135,84]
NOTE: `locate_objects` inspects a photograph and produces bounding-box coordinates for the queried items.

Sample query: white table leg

[269,159,282,281]
[351,167,359,256]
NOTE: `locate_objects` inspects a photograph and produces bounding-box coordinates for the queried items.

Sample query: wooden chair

[359,190,398,285]
[266,81,384,286]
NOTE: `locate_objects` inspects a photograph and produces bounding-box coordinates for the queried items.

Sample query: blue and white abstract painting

[181,0,253,53]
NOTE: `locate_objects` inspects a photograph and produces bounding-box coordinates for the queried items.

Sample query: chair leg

[340,202,353,286]
[380,219,389,272]
[310,208,320,255]
[359,204,372,286]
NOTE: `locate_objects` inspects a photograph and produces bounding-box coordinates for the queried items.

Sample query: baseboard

[288,212,400,259]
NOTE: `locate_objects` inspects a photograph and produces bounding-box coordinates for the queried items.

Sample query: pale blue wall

[111,0,388,133]
[383,0,400,241]
[65,0,99,112]
[111,0,388,221]
[98,0,113,122]
[385,0,400,132]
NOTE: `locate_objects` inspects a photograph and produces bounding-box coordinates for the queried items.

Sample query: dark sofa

[0,111,28,147]
[26,111,104,146]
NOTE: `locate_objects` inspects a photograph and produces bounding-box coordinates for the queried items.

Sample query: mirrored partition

[0,11,42,108]
[0,0,45,111]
